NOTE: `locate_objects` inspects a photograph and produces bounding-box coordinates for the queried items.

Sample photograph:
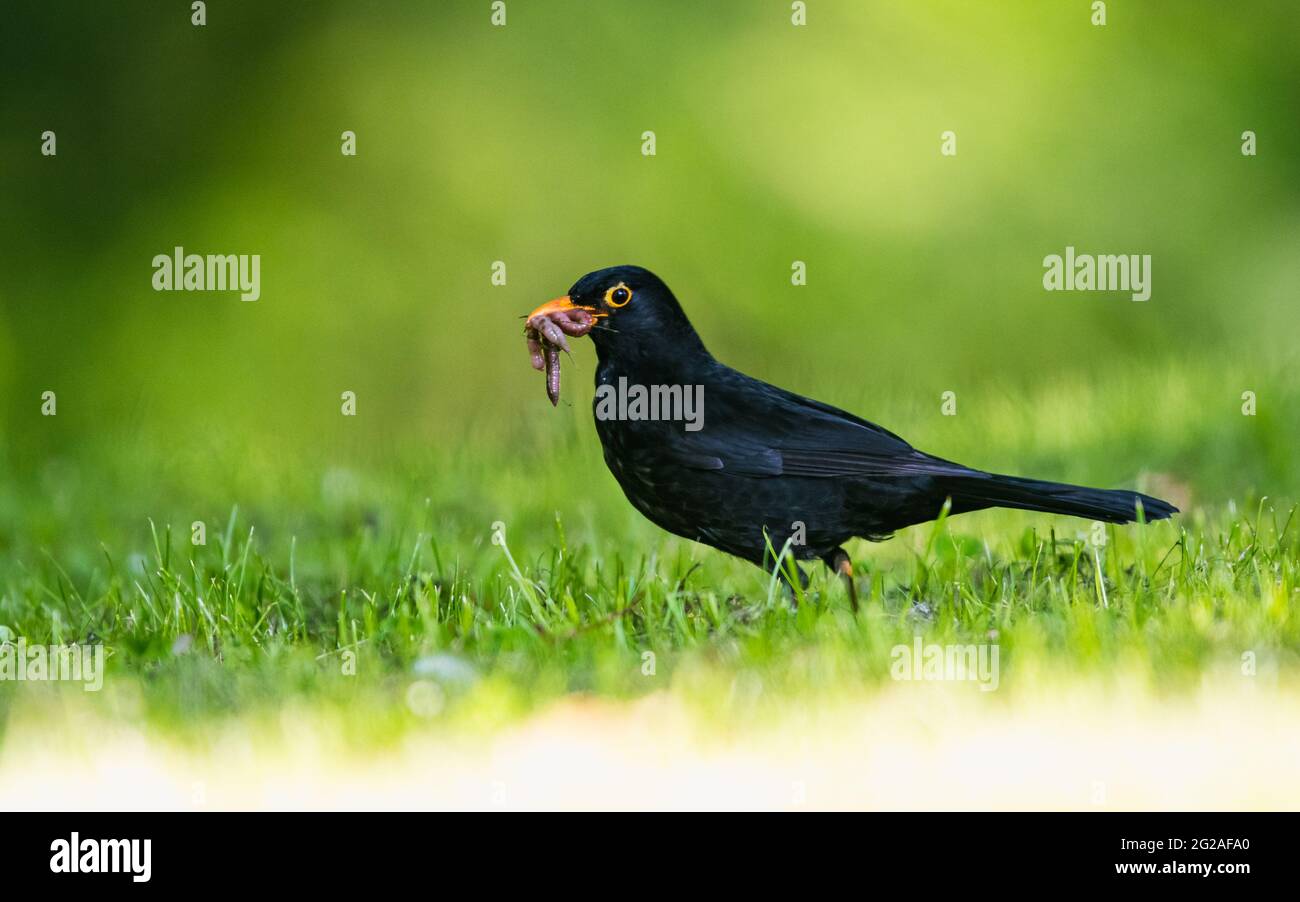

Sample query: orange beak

[526,295,599,319]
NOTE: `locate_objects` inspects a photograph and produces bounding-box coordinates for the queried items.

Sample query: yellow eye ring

[604,282,633,308]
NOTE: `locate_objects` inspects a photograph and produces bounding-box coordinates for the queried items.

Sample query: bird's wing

[662,369,978,480]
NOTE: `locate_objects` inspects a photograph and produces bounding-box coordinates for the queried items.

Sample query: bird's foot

[827,547,861,614]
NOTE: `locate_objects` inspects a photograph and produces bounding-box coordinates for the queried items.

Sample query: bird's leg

[826,547,860,613]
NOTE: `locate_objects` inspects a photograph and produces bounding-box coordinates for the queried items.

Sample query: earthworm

[524,307,597,405]
[544,346,561,406]
[534,315,571,354]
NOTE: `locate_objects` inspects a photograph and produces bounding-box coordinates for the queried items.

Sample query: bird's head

[527,265,708,366]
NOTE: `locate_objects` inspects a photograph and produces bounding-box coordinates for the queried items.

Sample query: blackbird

[527,265,1177,609]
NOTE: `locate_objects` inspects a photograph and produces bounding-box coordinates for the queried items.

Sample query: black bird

[528,265,1177,609]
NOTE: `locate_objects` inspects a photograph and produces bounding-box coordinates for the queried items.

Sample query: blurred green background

[1,0,1297,560]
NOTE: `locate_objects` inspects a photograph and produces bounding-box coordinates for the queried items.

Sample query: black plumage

[538,265,1176,607]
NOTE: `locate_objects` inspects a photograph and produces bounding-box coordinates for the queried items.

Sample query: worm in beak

[523,296,601,406]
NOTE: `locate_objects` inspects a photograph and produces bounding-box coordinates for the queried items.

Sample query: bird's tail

[940,473,1178,524]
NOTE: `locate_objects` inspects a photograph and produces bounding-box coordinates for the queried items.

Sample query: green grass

[1,361,1296,751]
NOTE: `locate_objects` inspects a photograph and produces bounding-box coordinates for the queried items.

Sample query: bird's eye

[605,283,633,308]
